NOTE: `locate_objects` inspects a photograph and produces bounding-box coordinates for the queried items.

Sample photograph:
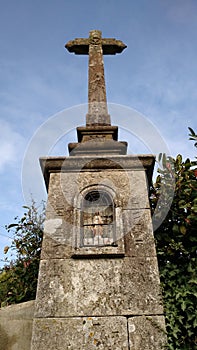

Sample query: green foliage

[152,151,197,349]
[0,201,45,306]
[188,127,197,149]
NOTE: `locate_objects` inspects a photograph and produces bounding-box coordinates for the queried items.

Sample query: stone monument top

[65,30,127,155]
[65,30,127,126]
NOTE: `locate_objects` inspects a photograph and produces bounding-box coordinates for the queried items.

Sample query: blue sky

[0,0,197,265]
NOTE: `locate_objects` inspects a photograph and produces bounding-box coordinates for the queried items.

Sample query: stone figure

[92,212,103,244]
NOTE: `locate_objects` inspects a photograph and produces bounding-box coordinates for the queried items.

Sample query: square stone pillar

[30,155,166,349]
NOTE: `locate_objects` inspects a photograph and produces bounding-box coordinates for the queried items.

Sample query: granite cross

[65,30,126,126]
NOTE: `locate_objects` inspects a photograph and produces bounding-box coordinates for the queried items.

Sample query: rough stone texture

[77,125,119,141]
[0,301,34,350]
[40,199,74,260]
[128,316,167,349]
[87,30,109,122]
[123,209,156,257]
[49,169,150,211]
[68,139,128,156]
[40,167,151,259]
[34,257,163,318]
[31,151,165,349]
[41,208,156,259]
[65,30,126,126]
[77,170,149,209]
[31,316,128,350]
[40,155,155,190]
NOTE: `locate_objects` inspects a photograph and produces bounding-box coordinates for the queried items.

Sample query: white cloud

[0,120,25,172]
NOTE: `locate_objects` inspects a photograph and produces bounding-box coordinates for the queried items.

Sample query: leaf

[4,246,9,254]
[172,224,179,234]
[193,318,197,328]
[176,154,182,165]
[188,127,196,136]
[7,223,18,229]
[162,153,167,167]
[188,279,197,285]
[180,225,187,235]
[158,153,162,162]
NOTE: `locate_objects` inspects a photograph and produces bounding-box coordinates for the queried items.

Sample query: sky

[0,0,197,265]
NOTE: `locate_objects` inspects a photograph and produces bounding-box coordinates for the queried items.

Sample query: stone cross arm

[65,31,127,126]
[65,37,127,55]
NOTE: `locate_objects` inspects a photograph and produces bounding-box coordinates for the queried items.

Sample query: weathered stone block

[41,168,151,259]
[40,155,155,192]
[47,169,149,215]
[35,257,163,317]
[65,170,149,210]
[0,301,34,350]
[32,152,164,349]
[128,315,167,349]
[31,316,128,350]
[40,198,74,259]
[41,219,73,260]
[123,209,156,257]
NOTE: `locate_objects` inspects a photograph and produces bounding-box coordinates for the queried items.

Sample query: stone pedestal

[30,155,166,349]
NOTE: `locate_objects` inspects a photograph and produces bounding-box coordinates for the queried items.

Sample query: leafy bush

[0,201,45,306]
[151,134,197,349]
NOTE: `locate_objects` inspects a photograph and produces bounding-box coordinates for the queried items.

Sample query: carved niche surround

[72,184,125,258]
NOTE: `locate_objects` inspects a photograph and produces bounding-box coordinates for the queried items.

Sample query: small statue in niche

[93,212,103,236]
[92,212,103,243]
